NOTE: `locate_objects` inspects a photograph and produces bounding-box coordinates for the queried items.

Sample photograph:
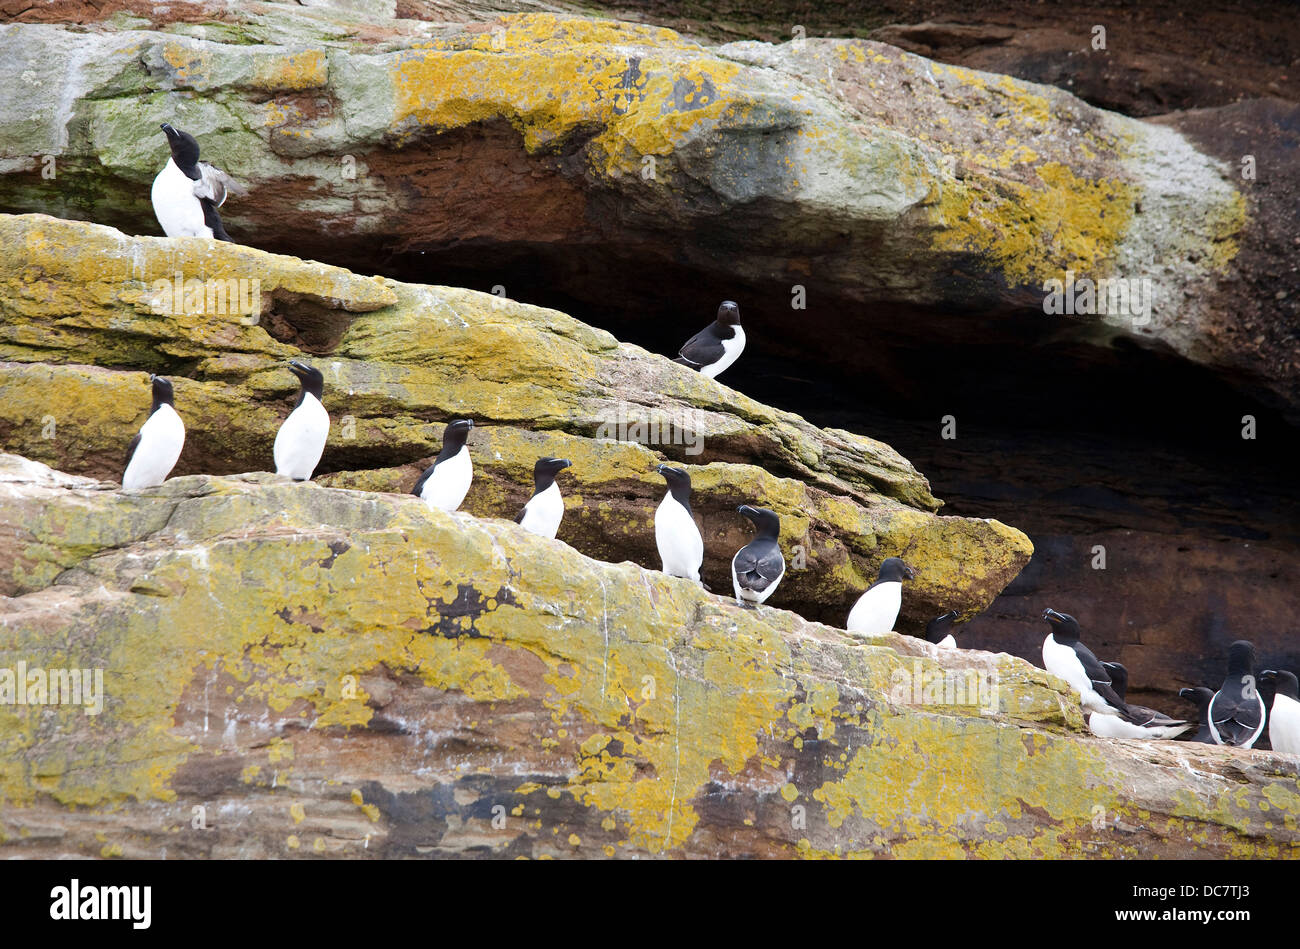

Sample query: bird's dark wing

[676,327,724,368]
[123,432,142,473]
[411,462,437,498]
[1072,641,1128,708]
[1126,704,1188,728]
[201,199,231,242]
[733,543,784,592]
[514,504,527,524]
[1210,689,1264,745]
[194,163,242,207]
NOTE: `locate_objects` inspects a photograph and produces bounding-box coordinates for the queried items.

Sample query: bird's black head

[1179,686,1214,709]
[877,557,915,583]
[716,300,741,327]
[1100,660,1128,700]
[1042,608,1082,641]
[160,123,201,169]
[924,610,958,644]
[1226,639,1257,676]
[442,419,474,450]
[737,504,780,539]
[533,456,572,490]
[1262,669,1300,701]
[656,464,692,505]
[149,373,175,409]
[287,360,324,402]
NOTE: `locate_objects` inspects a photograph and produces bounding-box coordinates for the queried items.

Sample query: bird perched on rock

[152,123,240,241]
[731,505,784,607]
[1208,640,1267,748]
[673,301,745,379]
[1040,609,1127,717]
[654,464,703,584]
[925,610,960,648]
[413,419,475,513]
[273,361,329,482]
[1177,687,1217,744]
[846,557,915,635]
[122,374,185,491]
[516,456,571,539]
[1260,669,1300,755]
[1088,661,1192,740]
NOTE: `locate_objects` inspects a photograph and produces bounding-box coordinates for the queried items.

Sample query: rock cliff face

[2,453,1297,858]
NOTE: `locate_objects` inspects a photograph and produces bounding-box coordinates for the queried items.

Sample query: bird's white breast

[122,404,186,491]
[1271,693,1300,755]
[420,446,473,513]
[1042,634,1121,716]
[273,393,329,481]
[520,481,565,539]
[701,325,745,379]
[655,493,703,583]
[936,635,957,649]
[846,580,902,635]
[152,159,212,238]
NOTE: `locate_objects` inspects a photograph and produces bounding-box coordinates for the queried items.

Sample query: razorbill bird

[121,374,185,491]
[1087,661,1192,740]
[846,557,915,635]
[925,610,960,648]
[1040,609,1127,717]
[152,123,239,241]
[413,419,475,513]
[673,301,745,379]
[1208,640,1267,748]
[731,505,784,607]
[273,360,329,482]
[515,456,571,539]
[1178,687,1217,744]
[654,464,704,584]
[1260,670,1300,755]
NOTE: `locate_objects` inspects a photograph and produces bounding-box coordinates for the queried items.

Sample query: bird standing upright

[273,361,329,482]
[731,505,784,607]
[413,420,475,513]
[1040,609,1128,718]
[673,301,745,379]
[122,374,186,491]
[1207,640,1267,748]
[846,557,915,635]
[1260,669,1300,754]
[516,457,572,539]
[653,465,704,584]
[152,123,239,241]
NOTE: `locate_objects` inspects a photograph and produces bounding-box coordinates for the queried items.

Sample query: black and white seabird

[515,456,571,539]
[273,360,329,482]
[1040,609,1127,717]
[413,419,475,513]
[1208,640,1267,748]
[121,374,185,491]
[1087,661,1192,740]
[673,301,745,379]
[846,557,915,635]
[152,123,239,241]
[653,464,704,584]
[1178,687,1217,744]
[731,505,784,607]
[925,610,960,649]
[1260,670,1300,755]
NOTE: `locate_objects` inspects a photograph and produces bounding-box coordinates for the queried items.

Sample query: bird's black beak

[903,566,917,580]
[1260,670,1279,681]
[559,459,572,468]
[161,123,175,136]
[1178,688,1192,698]
[1043,608,1060,623]
[148,373,157,382]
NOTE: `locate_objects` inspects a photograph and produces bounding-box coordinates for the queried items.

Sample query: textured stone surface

[0,212,1030,628]
[2,5,1292,416]
[1,453,1297,859]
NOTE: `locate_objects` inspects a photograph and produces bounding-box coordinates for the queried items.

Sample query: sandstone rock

[2,7,1293,419]
[0,212,1030,627]
[1,453,1296,858]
